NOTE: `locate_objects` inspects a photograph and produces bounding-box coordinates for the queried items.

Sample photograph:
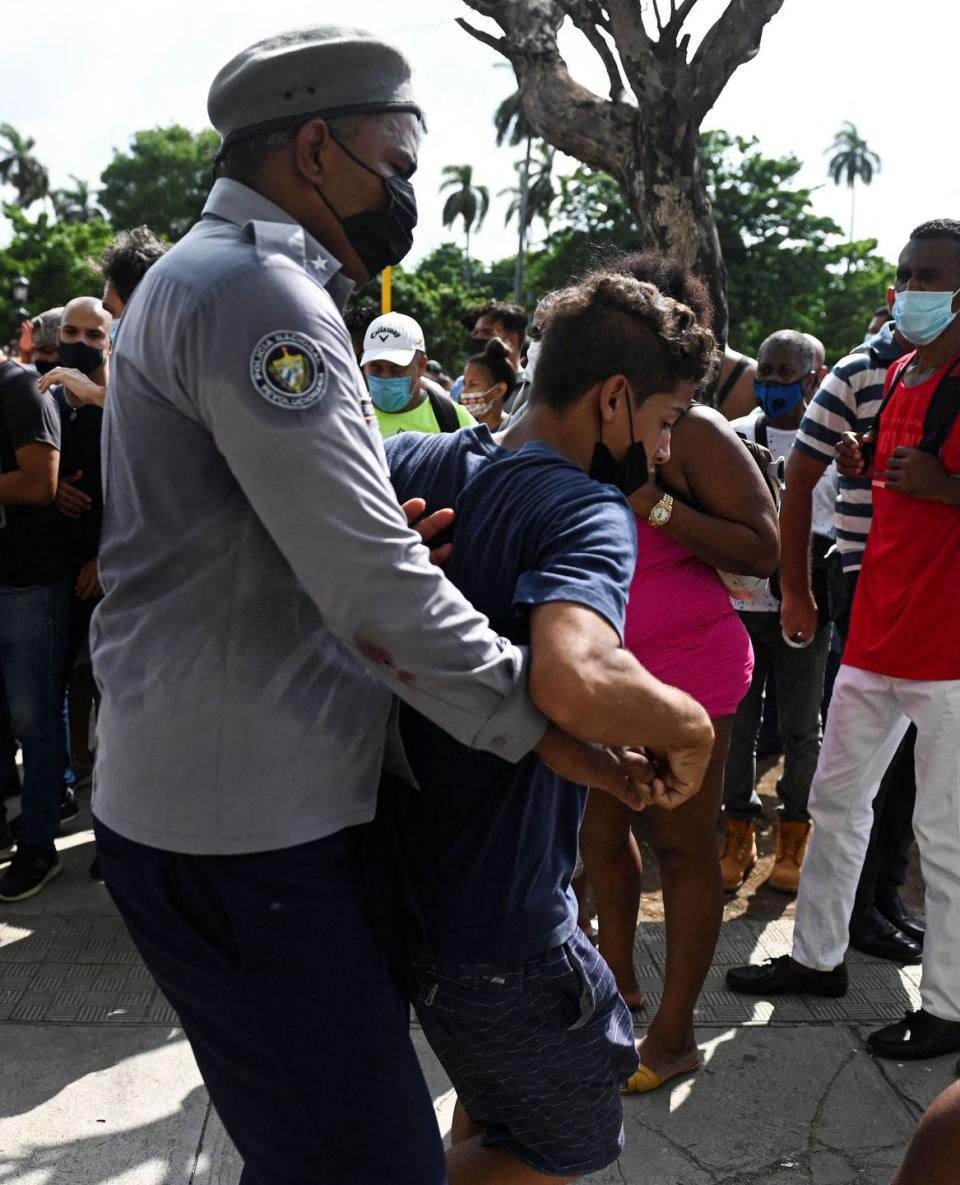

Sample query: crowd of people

[1,22,958,1185]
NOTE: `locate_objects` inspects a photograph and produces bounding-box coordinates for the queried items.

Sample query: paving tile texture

[0,817,947,1184]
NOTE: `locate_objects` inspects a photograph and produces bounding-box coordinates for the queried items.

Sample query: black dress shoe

[726,955,848,997]
[849,906,922,964]
[868,1010,960,1060]
[876,896,925,945]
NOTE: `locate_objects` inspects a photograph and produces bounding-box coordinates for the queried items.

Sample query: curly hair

[601,249,715,329]
[98,227,170,304]
[531,273,717,412]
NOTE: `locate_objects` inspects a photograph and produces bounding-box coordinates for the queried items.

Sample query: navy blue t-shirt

[383,426,637,963]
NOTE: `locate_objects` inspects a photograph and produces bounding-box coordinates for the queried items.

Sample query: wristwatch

[648,492,674,529]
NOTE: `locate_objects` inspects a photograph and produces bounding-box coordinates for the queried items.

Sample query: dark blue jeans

[0,579,71,845]
[94,819,447,1185]
[724,610,833,823]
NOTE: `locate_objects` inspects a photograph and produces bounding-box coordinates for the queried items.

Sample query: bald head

[58,296,111,380]
[60,297,111,350]
[758,330,815,376]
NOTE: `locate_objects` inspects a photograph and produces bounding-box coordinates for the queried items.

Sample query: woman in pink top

[577,253,779,1094]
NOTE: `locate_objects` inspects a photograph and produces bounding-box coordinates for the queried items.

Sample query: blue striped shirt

[793,324,909,572]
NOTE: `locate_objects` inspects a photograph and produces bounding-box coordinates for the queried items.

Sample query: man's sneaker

[0,821,14,862]
[719,818,757,892]
[0,844,61,902]
[60,786,80,824]
[726,954,848,997]
[768,820,812,894]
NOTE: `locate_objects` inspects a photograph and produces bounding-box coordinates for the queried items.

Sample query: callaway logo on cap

[361,312,426,367]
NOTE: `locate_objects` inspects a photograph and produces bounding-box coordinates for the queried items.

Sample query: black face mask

[467,336,487,355]
[315,135,418,276]
[33,358,58,376]
[58,340,104,376]
[587,387,650,496]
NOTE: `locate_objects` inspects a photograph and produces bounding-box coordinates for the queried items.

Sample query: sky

[0,0,955,277]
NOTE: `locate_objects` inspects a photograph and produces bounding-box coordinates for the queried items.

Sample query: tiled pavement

[0,820,949,1185]
[0,912,923,1032]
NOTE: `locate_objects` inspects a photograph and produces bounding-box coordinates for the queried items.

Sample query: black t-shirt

[0,360,68,586]
[54,387,103,569]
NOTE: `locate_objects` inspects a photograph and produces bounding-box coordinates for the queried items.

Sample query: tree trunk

[465,225,472,286]
[513,134,533,303]
[615,120,729,346]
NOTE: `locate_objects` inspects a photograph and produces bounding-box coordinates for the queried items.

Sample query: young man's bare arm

[529,602,714,802]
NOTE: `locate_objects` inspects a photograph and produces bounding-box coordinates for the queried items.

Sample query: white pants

[793,664,960,1022]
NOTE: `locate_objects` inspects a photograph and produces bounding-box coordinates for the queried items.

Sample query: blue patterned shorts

[409,925,639,1176]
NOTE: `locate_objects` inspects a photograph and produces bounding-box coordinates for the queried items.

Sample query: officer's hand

[38,367,106,406]
[402,497,455,566]
[75,558,102,600]
[881,447,953,501]
[56,471,92,518]
[534,726,662,812]
[780,590,819,646]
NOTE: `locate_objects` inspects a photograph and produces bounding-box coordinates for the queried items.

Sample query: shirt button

[490,736,506,748]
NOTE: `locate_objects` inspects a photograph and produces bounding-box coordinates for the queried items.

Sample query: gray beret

[208,25,422,150]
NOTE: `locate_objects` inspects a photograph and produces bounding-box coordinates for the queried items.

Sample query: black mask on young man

[587,386,649,495]
[57,340,104,376]
[315,136,418,277]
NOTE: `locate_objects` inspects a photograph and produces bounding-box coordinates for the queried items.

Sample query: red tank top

[844,351,960,680]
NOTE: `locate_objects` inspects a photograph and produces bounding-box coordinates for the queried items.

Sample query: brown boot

[769,820,812,894]
[720,818,757,892]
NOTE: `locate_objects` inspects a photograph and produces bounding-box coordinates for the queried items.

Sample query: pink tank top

[624,516,753,719]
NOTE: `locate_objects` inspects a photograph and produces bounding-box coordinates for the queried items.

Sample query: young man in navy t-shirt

[381,273,717,1183]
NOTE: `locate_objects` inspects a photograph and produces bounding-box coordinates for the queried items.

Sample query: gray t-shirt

[92,179,545,855]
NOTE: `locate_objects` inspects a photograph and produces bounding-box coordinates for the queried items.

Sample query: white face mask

[525,339,542,381]
[461,385,500,418]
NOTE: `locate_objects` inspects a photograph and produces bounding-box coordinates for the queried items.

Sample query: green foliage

[701,130,892,358]
[0,204,113,336]
[492,137,893,362]
[0,123,49,209]
[522,165,636,297]
[99,125,219,242]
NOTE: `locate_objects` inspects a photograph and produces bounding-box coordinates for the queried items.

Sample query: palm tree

[51,175,101,223]
[501,144,556,239]
[494,86,538,301]
[826,121,881,244]
[439,164,490,283]
[0,123,49,208]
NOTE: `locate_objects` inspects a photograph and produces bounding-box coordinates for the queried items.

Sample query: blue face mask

[754,379,806,418]
[893,288,960,346]
[367,373,413,413]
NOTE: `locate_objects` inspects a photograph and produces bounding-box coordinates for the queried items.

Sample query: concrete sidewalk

[0,815,952,1185]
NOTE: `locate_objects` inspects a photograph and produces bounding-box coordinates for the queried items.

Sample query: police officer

[89,26,640,1185]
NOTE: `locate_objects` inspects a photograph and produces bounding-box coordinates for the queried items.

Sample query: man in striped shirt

[778,298,922,963]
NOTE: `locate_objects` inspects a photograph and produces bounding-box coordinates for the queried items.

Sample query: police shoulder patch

[250,331,328,410]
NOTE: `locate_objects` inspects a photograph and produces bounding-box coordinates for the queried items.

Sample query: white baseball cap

[361,312,426,366]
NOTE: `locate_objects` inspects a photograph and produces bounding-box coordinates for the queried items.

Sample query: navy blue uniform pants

[94,818,447,1185]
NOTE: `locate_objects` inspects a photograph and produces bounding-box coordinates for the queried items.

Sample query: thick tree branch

[556,0,625,101]
[658,0,700,46]
[688,0,786,124]
[460,1,636,174]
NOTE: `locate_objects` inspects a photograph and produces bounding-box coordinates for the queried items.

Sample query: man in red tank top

[726,220,960,1061]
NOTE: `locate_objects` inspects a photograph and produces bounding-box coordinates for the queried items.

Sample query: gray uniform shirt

[92,179,545,855]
